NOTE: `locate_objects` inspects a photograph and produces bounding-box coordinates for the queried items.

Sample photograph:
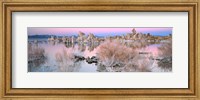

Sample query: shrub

[96,40,137,72]
[158,40,172,57]
[55,47,83,72]
[28,43,46,71]
[157,39,172,70]
[28,43,45,61]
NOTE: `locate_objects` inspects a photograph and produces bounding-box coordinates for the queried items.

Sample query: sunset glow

[28,27,172,36]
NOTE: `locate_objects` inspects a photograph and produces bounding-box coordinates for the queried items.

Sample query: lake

[28,38,171,72]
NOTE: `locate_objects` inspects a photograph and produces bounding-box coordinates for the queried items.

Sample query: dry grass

[137,58,152,72]
[157,39,172,70]
[55,47,83,72]
[96,40,159,72]
[28,43,45,61]
[55,51,74,71]
[97,40,136,63]
[158,40,172,57]
[96,40,138,72]
[129,40,150,49]
[28,43,46,71]
[123,54,153,72]
[55,52,63,62]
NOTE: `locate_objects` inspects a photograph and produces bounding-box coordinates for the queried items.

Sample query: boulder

[74,55,85,62]
[86,56,98,64]
[157,56,172,69]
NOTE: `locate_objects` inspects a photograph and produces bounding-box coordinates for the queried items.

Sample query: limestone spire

[132,28,137,34]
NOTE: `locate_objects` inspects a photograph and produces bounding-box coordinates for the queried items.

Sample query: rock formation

[77,31,86,43]
[87,33,95,42]
[132,28,137,34]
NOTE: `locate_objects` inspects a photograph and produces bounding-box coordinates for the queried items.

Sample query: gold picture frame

[0,0,199,99]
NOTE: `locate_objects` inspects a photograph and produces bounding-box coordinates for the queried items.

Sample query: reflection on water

[28,40,100,72]
[28,39,172,72]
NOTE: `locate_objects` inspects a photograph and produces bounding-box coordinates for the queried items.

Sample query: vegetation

[157,39,172,71]
[28,28,172,72]
[96,40,154,72]
[28,43,45,61]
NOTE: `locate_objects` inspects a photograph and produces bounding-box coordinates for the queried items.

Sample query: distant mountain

[95,35,105,38]
[28,35,79,38]
[28,35,53,38]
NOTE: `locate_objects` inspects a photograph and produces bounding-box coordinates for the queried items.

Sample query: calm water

[28,39,167,72]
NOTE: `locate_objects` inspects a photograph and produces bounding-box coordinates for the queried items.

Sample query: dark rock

[156,58,161,61]
[86,57,92,64]
[139,52,150,54]
[91,56,98,63]
[157,56,172,69]
[74,55,85,62]
[91,56,96,59]
[86,56,99,64]
[96,63,107,72]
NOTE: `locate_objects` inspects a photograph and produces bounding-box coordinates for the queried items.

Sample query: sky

[28,27,172,36]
